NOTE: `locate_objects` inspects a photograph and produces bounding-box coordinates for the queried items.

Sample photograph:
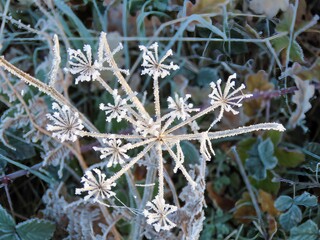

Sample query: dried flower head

[46,102,84,142]
[139,42,179,79]
[209,73,252,115]
[75,168,116,202]
[167,93,199,121]
[93,139,131,167]
[143,195,178,232]
[65,45,102,84]
[99,89,128,122]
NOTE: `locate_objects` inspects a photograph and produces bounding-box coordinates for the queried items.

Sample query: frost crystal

[46,102,84,142]
[66,45,102,84]
[99,89,128,122]
[143,194,178,232]
[139,42,179,79]
[93,139,131,167]
[75,168,116,202]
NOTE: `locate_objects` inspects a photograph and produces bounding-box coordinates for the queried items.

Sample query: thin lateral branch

[153,75,161,122]
[100,33,150,118]
[0,162,42,183]
[156,142,164,199]
[165,104,220,134]
[78,131,146,140]
[248,82,320,100]
[96,76,114,94]
[166,123,285,141]
[108,143,155,183]
[164,142,197,188]
[0,56,67,106]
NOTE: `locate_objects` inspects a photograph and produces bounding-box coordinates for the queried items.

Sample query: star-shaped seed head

[139,42,179,79]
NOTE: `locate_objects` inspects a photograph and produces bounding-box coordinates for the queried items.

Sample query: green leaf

[271,36,304,63]
[279,205,302,231]
[274,195,293,211]
[0,134,36,161]
[276,148,305,168]
[181,141,201,165]
[0,205,15,238]
[294,192,318,207]
[237,137,256,163]
[263,130,282,146]
[245,138,278,181]
[276,5,293,32]
[289,220,319,240]
[258,138,278,170]
[16,219,55,240]
[250,171,280,195]
[246,156,267,180]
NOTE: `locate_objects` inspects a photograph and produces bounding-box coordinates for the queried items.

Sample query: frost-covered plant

[0,32,285,234]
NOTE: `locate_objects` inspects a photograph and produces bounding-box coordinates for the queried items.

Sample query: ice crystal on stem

[46,102,84,142]
[143,194,178,232]
[75,168,116,202]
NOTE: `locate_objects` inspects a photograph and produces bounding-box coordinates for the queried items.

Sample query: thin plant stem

[156,142,164,199]
[232,147,267,239]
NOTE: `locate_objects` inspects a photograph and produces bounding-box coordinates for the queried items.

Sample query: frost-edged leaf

[279,205,302,231]
[16,219,55,240]
[258,138,278,170]
[246,156,267,180]
[0,134,36,161]
[275,195,293,211]
[289,220,319,240]
[288,77,315,129]
[294,192,318,207]
[245,138,277,180]
[0,205,16,237]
